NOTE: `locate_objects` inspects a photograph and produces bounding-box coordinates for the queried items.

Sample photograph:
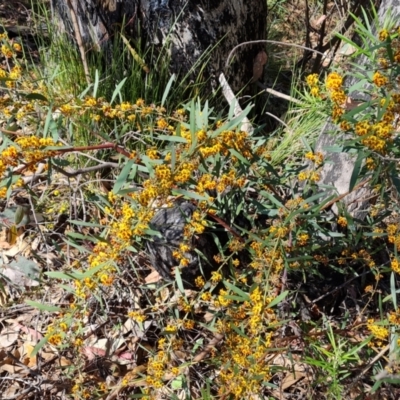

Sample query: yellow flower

[120,101,132,111]
[298,171,309,181]
[310,86,319,97]
[364,285,373,293]
[128,310,147,322]
[391,258,400,274]
[297,233,309,246]
[164,324,177,334]
[367,318,389,341]
[195,276,205,288]
[309,171,320,182]
[211,271,222,284]
[201,291,212,301]
[326,72,343,91]
[338,216,347,227]
[330,89,346,104]
[84,96,97,107]
[157,118,169,130]
[372,71,388,87]
[306,73,319,87]
[378,29,389,41]
[1,44,13,58]
[48,334,63,346]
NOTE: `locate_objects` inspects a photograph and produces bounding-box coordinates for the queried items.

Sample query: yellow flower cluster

[306,73,320,97]
[128,310,147,322]
[0,136,61,197]
[214,284,276,398]
[297,232,309,246]
[337,216,347,227]
[367,318,389,347]
[372,71,389,87]
[305,151,324,165]
[391,258,400,274]
[325,72,346,122]
[298,170,321,182]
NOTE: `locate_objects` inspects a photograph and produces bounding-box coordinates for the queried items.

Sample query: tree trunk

[51,0,267,92]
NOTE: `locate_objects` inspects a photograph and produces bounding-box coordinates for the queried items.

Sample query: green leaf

[343,101,374,119]
[25,93,48,102]
[267,290,289,308]
[223,281,250,302]
[322,145,344,153]
[156,135,188,143]
[171,376,183,390]
[45,271,79,280]
[211,104,252,138]
[113,160,134,194]
[42,106,54,138]
[259,190,285,208]
[25,300,62,312]
[81,262,110,278]
[161,74,175,107]
[349,151,364,191]
[93,69,100,98]
[110,77,127,105]
[66,232,99,242]
[335,32,366,56]
[228,148,250,165]
[175,268,185,294]
[171,189,208,201]
[30,336,49,358]
[327,231,345,237]
[391,272,397,309]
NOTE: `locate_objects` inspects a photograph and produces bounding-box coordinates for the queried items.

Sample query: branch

[52,162,120,178]
[226,40,334,70]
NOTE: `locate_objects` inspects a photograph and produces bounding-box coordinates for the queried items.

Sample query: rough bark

[51,0,267,92]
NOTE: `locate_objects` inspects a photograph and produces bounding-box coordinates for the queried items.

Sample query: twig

[319,178,371,211]
[345,344,389,395]
[206,212,245,243]
[0,127,21,136]
[192,333,224,363]
[51,162,120,178]
[309,270,370,304]
[265,112,295,136]
[256,83,304,105]
[226,40,334,70]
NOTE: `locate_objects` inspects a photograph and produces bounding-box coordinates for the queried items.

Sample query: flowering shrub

[3,6,400,399]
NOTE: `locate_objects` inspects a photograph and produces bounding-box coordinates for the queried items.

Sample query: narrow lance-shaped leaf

[113,160,134,194]
[349,151,365,192]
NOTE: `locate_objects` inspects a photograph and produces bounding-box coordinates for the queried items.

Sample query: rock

[146,201,219,285]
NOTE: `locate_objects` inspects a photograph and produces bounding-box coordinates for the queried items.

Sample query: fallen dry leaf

[20,341,36,368]
[0,328,19,347]
[145,270,162,284]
